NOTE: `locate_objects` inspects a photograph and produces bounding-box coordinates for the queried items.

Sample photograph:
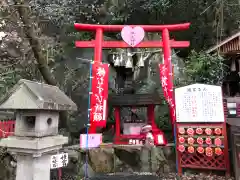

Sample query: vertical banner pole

[162,28,179,176]
[89,28,103,133]
[85,63,93,178]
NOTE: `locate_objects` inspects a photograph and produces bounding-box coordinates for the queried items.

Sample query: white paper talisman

[80,133,102,149]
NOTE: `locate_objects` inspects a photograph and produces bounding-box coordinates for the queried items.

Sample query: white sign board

[50,153,68,169]
[175,84,224,123]
[80,133,102,149]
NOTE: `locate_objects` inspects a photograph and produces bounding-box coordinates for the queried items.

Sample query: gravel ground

[58,171,234,180]
[88,172,234,180]
[159,172,234,180]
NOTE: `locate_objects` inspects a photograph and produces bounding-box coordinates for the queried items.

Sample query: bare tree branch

[13,0,58,86]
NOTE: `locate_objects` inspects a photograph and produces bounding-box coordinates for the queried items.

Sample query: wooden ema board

[175,84,230,175]
[176,124,230,175]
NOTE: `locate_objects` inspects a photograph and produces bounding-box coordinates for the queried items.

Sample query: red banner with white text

[90,63,109,128]
[159,64,176,123]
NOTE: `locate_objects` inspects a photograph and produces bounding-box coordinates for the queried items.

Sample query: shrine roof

[0,79,77,111]
[206,30,240,54]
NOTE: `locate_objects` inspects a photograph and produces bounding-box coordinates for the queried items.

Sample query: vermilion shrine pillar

[94,29,103,63]
[162,28,176,123]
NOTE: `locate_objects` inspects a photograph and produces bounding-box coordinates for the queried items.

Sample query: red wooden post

[114,107,121,143]
[175,123,183,175]
[89,28,103,134]
[94,28,103,63]
[58,168,62,180]
[147,105,157,130]
[162,28,176,125]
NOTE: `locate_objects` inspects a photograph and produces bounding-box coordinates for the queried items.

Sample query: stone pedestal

[16,154,51,180]
[0,134,68,180]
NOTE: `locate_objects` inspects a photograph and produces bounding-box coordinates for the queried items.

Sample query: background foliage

[180,50,228,85]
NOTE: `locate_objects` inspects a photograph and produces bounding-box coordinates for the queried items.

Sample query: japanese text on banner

[90,63,109,127]
[159,64,176,122]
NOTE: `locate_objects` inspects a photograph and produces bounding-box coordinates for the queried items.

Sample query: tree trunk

[13,0,68,130]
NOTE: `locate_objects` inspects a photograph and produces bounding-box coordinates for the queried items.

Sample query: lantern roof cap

[0,79,77,111]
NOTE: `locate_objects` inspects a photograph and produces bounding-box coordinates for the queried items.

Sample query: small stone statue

[140,124,155,149]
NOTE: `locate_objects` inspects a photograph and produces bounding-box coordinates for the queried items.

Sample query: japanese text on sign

[175,84,224,123]
[50,153,68,169]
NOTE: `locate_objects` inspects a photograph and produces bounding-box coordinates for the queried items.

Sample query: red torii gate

[74,23,190,133]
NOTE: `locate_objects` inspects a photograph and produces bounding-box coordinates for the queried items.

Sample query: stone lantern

[0,79,77,180]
